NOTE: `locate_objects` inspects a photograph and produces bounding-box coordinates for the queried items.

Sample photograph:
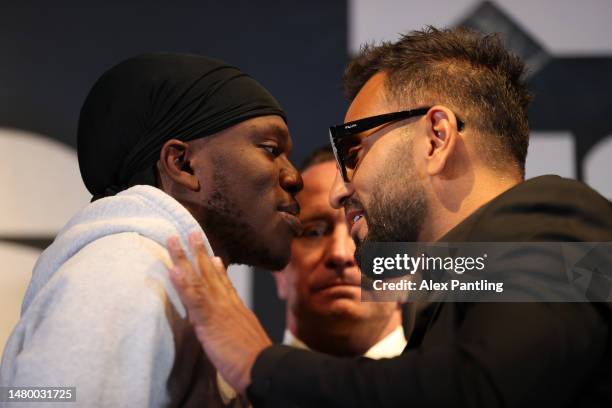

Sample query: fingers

[166,232,230,324]
[211,256,225,272]
[166,235,207,319]
[188,231,223,280]
[166,235,185,265]
[165,232,270,393]
[187,232,232,299]
[167,236,197,280]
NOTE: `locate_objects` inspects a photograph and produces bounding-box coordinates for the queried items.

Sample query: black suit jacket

[247,176,612,407]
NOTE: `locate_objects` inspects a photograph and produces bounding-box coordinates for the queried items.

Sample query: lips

[278,202,303,236]
[311,278,361,293]
[279,212,303,236]
[344,198,366,234]
[345,209,365,233]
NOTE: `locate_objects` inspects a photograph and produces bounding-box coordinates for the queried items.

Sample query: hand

[166,231,272,394]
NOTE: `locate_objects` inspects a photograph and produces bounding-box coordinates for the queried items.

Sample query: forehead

[345,71,391,123]
[298,161,337,205]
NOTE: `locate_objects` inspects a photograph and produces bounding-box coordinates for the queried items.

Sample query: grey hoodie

[0,185,241,407]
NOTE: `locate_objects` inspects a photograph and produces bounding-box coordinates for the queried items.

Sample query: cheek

[351,165,377,207]
[283,266,309,308]
[226,160,279,216]
[238,154,278,189]
[291,242,325,283]
[352,159,394,218]
[240,166,281,218]
[217,148,278,193]
[291,243,317,268]
[354,134,405,191]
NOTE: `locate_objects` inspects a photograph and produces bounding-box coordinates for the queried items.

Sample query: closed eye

[345,146,361,170]
[299,222,329,239]
[339,135,362,170]
[261,143,280,156]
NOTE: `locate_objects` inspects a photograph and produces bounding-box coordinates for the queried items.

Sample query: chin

[263,255,290,271]
[246,251,289,271]
[260,246,292,270]
[269,240,292,268]
[254,226,294,269]
[320,297,364,315]
[231,237,291,270]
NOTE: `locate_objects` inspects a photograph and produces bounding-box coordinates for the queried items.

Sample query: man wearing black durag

[0,54,303,407]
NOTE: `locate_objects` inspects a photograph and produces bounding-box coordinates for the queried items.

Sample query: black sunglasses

[328,107,465,182]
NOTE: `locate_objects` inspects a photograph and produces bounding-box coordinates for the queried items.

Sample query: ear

[424,105,460,176]
[272,271,288,300]
[158,139,200,191]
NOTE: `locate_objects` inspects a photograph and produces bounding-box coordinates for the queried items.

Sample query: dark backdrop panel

[528,57,612,179]
[0,0,348,341]
[253,267,286,342]
[0,0,348,164]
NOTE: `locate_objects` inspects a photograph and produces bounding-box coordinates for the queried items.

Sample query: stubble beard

[354,140,428,270]
[202,166,284,270]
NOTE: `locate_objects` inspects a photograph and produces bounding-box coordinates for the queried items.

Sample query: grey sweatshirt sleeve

[1,234,181,407]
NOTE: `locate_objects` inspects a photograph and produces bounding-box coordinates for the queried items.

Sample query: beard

[354,138,428,268]
[201,165,283,270]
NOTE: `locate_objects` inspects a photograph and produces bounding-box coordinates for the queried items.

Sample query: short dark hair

[299,145,335,172]
[343,26,532,177]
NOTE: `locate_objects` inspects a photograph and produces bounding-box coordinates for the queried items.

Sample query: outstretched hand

[166,231,272,394]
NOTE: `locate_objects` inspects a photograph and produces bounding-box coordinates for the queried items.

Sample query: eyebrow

[271,125,291,150]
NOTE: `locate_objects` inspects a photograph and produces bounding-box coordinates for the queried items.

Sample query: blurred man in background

[273,146,407,358]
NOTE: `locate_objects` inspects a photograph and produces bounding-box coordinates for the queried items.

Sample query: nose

[324,223,356,271]
[329,167,353,209]
[280,157,303,196]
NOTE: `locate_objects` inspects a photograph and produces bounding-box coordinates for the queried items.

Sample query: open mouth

[345,210,365,233]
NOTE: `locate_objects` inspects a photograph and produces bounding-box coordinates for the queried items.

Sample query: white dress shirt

[282,325,407,359]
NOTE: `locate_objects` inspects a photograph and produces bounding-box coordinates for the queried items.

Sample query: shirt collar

[282,325,406,359]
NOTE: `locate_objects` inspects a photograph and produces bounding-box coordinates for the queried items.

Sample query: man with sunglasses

[166,27,612,407]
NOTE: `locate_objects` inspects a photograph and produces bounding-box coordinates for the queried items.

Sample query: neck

[420,169,521,242]
[287,309,402,357]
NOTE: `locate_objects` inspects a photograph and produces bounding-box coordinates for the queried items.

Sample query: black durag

[77,53,286,201]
